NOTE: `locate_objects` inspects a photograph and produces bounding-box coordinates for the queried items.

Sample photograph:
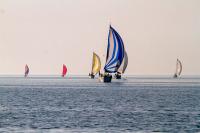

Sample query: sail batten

[104,26,124,73]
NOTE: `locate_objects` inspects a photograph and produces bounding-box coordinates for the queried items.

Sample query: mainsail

[174,59,182,77]
[91,52,101,75]
[24,64,29,77]
[62,64,67,77]
[104,26,124,73]
[118,51,128,74]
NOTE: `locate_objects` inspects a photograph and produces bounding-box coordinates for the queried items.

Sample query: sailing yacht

[115,51,128,79]
[89,52,101,79]
[24,64,29,77]
[62,64,67,77]
[173,59,182,78]
[100,25,125,82]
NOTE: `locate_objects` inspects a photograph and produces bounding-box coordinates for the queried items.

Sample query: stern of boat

[115,73,121,79]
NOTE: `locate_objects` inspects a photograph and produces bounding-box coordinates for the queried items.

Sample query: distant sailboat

[89,52,101,79]
[115,51,128,79]
[173,59,182,78]
[62,64,67,77]
[24,64,29,77]
[100,25,124,82]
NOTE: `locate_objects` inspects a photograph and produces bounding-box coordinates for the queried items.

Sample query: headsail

[62,64,67,77]
[104,26,124,73]
[118,51,128,74]
[24,64,29,77]
[174,59,182,77]
[91,52,101,75]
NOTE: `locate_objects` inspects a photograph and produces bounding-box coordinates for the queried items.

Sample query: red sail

[25,64,29,77]
[62,64,67,77]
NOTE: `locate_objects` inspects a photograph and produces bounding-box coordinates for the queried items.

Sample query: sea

[0,76,200,133]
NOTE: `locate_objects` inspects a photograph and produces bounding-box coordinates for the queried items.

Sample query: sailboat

[100,25,125,82]
[62,64,67,77]
[24,64,29,77]
[173,59,182,78]
[89,52,101,79]
[115,51,128,79]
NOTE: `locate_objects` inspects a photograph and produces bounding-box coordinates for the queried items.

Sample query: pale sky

[0,0,200,75]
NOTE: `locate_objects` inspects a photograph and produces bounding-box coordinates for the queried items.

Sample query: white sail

[118,51,128,74]
[174,59,182,78]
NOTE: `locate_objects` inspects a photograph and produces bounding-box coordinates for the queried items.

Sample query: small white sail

[174,59,182,78]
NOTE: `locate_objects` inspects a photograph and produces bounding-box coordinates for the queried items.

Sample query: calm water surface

[0,76,200,133]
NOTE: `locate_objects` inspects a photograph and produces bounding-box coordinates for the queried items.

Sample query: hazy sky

[0,0,200,75]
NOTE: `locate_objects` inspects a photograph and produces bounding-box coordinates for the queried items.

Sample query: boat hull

[99,74,112,83]
[90,74,95,79]
[173,74,178,78]
[115,73,121,79]
[104,75,112,83]
[89,73,95,79]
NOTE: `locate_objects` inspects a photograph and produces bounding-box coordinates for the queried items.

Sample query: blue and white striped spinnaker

[104,26,125,73]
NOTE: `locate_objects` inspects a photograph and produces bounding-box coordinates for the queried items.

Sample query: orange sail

[62,64,67,77]
[24,64,29,77]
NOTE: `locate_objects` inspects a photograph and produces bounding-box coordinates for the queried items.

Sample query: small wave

[0,104,8,111]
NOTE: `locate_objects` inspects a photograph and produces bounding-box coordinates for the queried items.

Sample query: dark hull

[104,75,112,83]
[173,74,178,78]
[89,73,95,79]
[90,74,95,79]
[115,74,121,79]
